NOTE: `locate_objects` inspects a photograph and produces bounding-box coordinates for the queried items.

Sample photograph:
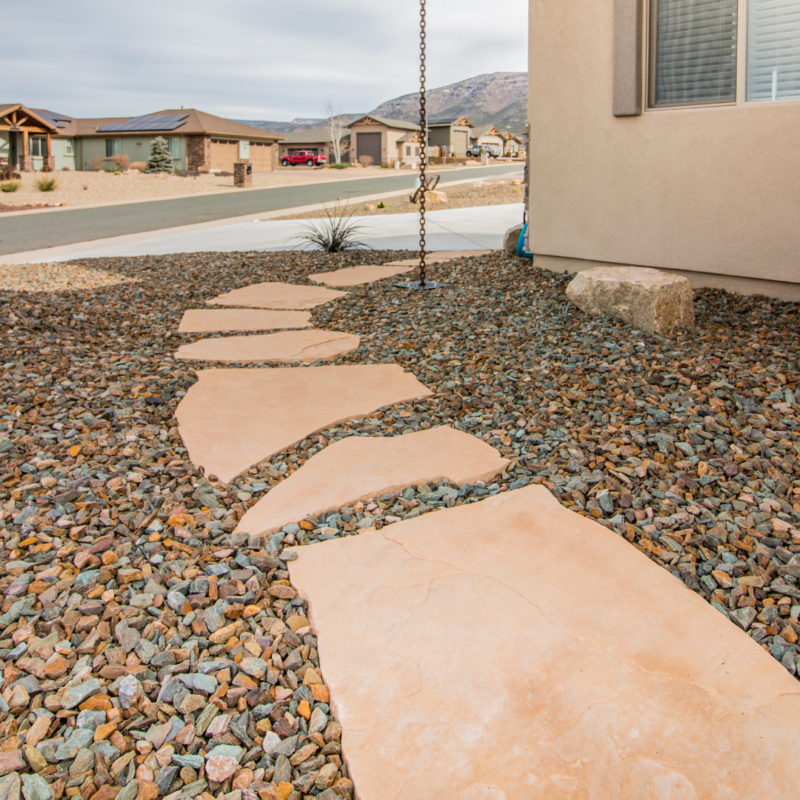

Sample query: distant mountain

[236,72,528,135]
[370,72,527,131]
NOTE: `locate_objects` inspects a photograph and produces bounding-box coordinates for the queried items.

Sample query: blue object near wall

[516,224,533,259]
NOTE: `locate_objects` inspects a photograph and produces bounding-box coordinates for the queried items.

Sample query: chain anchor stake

[396,0,449,291]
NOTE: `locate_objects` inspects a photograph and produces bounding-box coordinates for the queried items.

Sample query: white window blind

[652,0,739,105]
[747,0,800,100]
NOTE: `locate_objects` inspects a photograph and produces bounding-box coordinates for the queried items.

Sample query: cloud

[2,0,528,120]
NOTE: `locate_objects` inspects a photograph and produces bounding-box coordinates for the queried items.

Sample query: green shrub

[35,177,57,192]
[329,162,350,169]
[0,181,20,193]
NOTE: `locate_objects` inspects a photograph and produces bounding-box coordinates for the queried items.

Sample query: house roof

[397,131,423,143]
[428,117,474,128]
[0,104,63,132]
[472,126,504,138]
[82,109,284,141]
[349,115,419,131]
[281,128,351,145]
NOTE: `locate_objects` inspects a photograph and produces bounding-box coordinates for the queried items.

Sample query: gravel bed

[2,250,800,800]
[273,179,524,220]
[0,168,387,210]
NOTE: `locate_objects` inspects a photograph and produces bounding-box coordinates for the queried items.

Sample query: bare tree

[325,99,348,165]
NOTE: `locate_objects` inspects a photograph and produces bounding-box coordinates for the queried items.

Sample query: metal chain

[418,0,427,286]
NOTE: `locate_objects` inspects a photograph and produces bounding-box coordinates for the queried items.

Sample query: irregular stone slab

[566,266,695,336]
[206,282,346,309]
[503,223,524,255]
[175,331,360,363]
[177,366,432,484]
[289,486,800,800]
[178,309,312,334]
[236,426,509,537]
[383,250,494,266]
[309,264,414,287]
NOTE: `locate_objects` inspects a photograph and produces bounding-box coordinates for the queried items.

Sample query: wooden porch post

[21,130,31,171]
[45,131,54,170]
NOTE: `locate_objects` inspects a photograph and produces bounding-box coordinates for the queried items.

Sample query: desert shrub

[358,155,374,167]
[130,161,147,172]
[0,181,19,193]
[87,155,104,171]
[111,154,130,171]
[61,166,70,171]
[0,165,20,180]
[291,201,371,253]
[35,177,57,192]
[329,162,350,169]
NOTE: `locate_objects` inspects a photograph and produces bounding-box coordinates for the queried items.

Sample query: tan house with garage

[470,125,506,151]
[1,104,282,173]
[348,115,419,165]
[278,129,351,162]
[527,0,800,300]
[427,117,474,157]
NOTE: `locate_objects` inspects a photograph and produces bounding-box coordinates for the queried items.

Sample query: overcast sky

[5,0,527,121]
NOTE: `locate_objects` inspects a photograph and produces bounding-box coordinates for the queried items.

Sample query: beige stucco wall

[528,0,800,289]
[351,123,417,165]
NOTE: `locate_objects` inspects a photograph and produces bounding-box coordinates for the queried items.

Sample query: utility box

[234,162,252,188]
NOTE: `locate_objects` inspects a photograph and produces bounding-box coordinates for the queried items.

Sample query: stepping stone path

[235,425,510,537]
[289,485,800,800]
[175,330,360,363]
[178,309,312,333]
[309,264,414,287]
[206,282,347,310]
[177,365,433,484]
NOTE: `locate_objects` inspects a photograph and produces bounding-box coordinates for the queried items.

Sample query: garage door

[356,132,381,165]
[249,141,273,171]
[210,139,237,171]
[453,130,468,157]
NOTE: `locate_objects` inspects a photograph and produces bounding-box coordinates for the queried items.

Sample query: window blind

[747,0,800,100]
[653,0,739,105]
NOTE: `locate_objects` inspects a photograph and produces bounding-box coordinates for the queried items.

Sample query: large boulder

[503,223,525,256]
[566,266,694,335]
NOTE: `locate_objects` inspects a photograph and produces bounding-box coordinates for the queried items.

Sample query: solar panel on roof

[35,109,72,128]
[97,113,189,133]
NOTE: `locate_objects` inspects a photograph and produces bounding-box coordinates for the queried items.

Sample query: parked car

[281,150,327,167]
[466,144,501,158]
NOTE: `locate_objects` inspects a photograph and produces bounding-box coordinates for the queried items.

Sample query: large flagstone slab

[309,264,414,287]
[206,281,346,309]
[289,485,800,800]
[383,250,494,267]
[178,309,312,333]
[174,330,360,363]
[236,425,509,537]
[176,365,432,484]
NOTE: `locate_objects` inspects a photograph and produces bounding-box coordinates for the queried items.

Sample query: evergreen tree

[146,137,173,173]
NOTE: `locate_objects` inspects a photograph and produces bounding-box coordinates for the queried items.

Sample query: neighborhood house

[0,105,283,173]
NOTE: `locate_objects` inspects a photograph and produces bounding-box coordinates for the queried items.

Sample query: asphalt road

[0,163,521,255]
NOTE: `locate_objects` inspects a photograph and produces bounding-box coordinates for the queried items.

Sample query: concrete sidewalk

[6,204,524,262]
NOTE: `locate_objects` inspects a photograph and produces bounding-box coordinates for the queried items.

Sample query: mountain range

[238,72,527,135]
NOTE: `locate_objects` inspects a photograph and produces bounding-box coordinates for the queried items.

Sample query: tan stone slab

[236,426,509,537]
[206,281,347,309]
[383,250,495,267]
[178,309,312,334]
[309,264,415,287]
[174,330,360,363]
[289,486,800,800]
[177,365,432,484]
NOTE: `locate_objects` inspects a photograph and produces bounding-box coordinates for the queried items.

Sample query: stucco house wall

[527,0,800,300]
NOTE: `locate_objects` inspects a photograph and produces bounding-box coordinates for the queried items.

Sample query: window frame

[64,138,74,156]
[646,0,800,110]
[105,138,121,157]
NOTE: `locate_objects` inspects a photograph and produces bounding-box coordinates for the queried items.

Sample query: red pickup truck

[280,150,327,167]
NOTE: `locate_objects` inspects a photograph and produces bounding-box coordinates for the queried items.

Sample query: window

[168,138,179,158]
[406,146,411,155]
[650,0,739,106]
[747,0,800,100]
[105,138,121,157]
[64,139,74,156]
[30,137,46,157]
[648,0,800,107]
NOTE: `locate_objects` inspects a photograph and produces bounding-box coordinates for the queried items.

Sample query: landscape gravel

[2,249,800,799]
